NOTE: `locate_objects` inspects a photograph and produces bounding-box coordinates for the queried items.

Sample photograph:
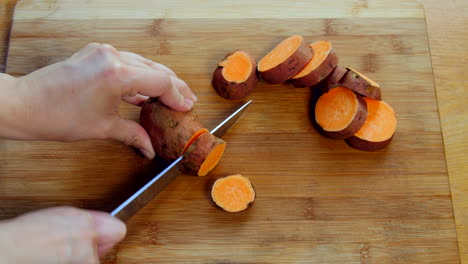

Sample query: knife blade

[111,100,252,222]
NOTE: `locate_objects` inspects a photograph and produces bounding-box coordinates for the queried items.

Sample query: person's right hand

[0,43,197,159]
[0,206,126,264]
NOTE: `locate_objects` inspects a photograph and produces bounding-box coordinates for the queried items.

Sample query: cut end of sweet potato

[355,98,396,142]
[293,41,331,79]
[258,35,313,84]
[181,128,209,155]
[212,51,258,100]
[315,87,368,139]
[346,98,396,151]
[211,174,255,212]
[316,87,358,131]
[346,67,380,88]
[198,139,226,176]
[219,51,253,83]
[258,35,303,72]
[179,133,226,177]
[290,41,338,88]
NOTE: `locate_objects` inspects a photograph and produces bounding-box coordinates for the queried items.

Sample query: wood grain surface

[423,0,468,261]
[0,0,465,263]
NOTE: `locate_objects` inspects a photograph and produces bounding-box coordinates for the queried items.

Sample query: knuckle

[86,42,101,49]
[96,43,119,57]
[61,207,90,220]
[102,62,126,81]
[125,134,139,146]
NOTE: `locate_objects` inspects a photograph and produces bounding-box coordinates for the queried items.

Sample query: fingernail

[185,98,194,108]
[192,93,198,102]
[140,148,155,159]
[89,211,127,257]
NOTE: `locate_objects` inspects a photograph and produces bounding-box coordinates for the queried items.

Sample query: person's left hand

[1,43,197,159]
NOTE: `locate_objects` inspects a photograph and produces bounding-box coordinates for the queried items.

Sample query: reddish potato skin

[259,41,313,84]
[318,93,368,139]
[290,49,338,88]
[140,99,204,161]
[345,135,394,151]
[212,53,258,100]
[179,133,225,176]
[322,65,348,93]
[341,68,382,100]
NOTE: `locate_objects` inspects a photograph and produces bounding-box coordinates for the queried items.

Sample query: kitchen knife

[111,100,252,222]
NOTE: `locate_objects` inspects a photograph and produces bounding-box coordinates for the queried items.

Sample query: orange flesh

[211,174,255,212]
[258,35,303,72]
[292,41,331,79]
[198,141,226,176]
[219,51,253,83]
[355,98,397,142]
[181,128,209,155]
[315,87,358,131]
[346,67,380,87]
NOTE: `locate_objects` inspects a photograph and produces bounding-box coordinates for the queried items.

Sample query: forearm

[0,74,31,140]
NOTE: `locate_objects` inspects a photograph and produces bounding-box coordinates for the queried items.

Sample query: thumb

[108,117,155,159]
[88,211,127,257]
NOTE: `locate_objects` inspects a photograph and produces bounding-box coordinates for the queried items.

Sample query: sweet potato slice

[258,35,313,84]
[315,87,367,139]
[140,99,208,161]
[322,65,347,93]
[181,128,209,155]
[290,41,338,88]
[179,132,226,176]
[211,174,255,212]
[341,67,382,100]
[212,50,258,100]
[346,98,397,151]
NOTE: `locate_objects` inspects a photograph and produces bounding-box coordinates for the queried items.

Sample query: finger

[122,94,149,107]
[119,51,177,77]
[122,66,193,112]
[158,76,194,112]
[108,117,155,159]
[171,76,198,103]
[88,211,127,257]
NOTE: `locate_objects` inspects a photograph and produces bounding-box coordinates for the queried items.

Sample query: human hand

[0,206,126,264]
[2,43,197,159]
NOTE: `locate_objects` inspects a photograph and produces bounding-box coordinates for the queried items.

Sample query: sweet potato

[211,174,255,212]
[140,99,208,161]
[179,132,226,176]
[290,41,338,88]
[140,99,226,176]
[315,87,367,139]
[258,35,313,84]
[345,97,397,151]
[341,67,382,100]
[212,50,258,100]
[322,65,347,93]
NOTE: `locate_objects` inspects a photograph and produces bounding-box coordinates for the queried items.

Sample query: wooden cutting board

[1,0,460,263]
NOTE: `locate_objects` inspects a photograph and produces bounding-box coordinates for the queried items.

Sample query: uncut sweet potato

[139,98,206,161]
